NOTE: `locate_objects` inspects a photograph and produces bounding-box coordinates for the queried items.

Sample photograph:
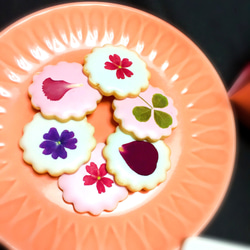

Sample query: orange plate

[0,2,236,250]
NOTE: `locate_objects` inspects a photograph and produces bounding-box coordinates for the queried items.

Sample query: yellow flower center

[118,65,122,69]
[57,141,61,145]
[97,176,101,180]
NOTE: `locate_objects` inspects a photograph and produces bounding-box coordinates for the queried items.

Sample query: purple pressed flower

[40,127,77,159]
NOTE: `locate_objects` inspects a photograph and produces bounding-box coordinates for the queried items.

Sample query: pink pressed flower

[104,54,134,79]
[83,162,113,194]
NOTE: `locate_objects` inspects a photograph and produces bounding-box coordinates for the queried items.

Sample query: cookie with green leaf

[112,85,178,141]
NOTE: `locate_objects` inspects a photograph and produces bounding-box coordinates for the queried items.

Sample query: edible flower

[40,127,77,159]
[104,54,133,79]
[83,162,113,194]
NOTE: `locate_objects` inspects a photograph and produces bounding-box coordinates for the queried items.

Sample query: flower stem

[138,95,153,109]
[68,83,84,88]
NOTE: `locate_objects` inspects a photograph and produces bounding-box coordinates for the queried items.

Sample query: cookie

[113,85,178,141]
[58,143,128,215]
[103,127,171,192]
[29,61,102,121]
[19,113,96,177]
[83,44,150,99]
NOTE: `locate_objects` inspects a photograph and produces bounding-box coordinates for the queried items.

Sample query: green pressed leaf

[132,106,151,122]
[154,110,172,128]
[152,93,168,108]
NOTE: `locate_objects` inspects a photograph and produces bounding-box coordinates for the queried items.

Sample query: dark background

[0,0,249,249]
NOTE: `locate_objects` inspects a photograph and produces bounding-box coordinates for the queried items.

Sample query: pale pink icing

[58,143,128,215]
[113,85,178,141]
[29,62,102,121]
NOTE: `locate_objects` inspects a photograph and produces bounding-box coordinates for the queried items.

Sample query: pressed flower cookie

[29,61,102,121]
[113,85,178,141]
[83,44,150,99]
[58,143,128,215]
[103,127,171,192]
[19,113,96,177]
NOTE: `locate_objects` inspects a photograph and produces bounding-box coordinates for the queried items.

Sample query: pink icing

[58,143,128,215]
[29,62,102,120]
[113,85,178,141]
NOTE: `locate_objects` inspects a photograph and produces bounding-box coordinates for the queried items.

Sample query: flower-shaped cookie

[103,127,171,192]
[83,44,150,99]
[19,113,96,176]
[58,143,128,215]
[113,85,178,141]
[29,61,102,121]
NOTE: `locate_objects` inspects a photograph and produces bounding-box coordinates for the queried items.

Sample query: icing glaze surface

[58,143,128,215]
[113,85,178,141]
[83,45,150,99]
[103,127,171,191]
[19,113,96,176]
[29,61,102,121]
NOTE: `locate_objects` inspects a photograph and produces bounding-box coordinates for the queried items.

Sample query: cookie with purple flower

[19,113,96,176]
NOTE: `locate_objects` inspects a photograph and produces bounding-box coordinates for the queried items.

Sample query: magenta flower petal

[83,175,97,185]
[109,54,121,66]
[116,69,125,79]
[96,180,105,194]
[122,68,134,77]
[42,78,74,101]
[101,177,114,187]
[99,163,107,177]
[86,162,98,176]
[121,58,132,67]
[104,62,117,70]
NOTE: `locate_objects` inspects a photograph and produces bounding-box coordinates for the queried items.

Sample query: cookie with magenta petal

[19,113,96,177]
[29,61,102,122]
[83,44,150,99]
[113,85,178,141]
[103,127,171,192]
[58,143,128,215]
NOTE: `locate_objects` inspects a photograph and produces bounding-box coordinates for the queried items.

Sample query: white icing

[19,113,96,176]
[103,127,171,191]
[84,45,150,98]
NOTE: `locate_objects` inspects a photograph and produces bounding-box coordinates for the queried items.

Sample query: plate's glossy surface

[0,2,236,250]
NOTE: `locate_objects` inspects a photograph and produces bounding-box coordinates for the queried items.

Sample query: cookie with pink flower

[58,143,128,215]
[113,85,178,141]
[29,61,102,121]
[83,44,150,99]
